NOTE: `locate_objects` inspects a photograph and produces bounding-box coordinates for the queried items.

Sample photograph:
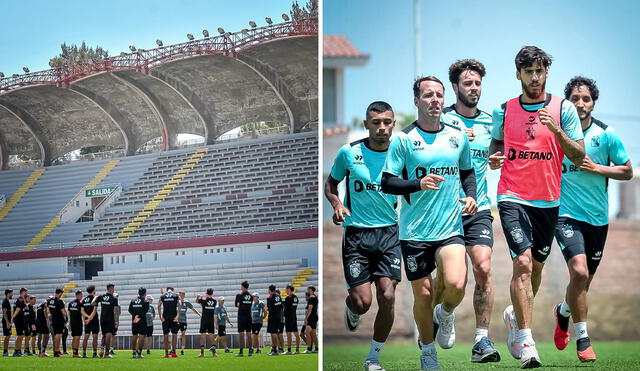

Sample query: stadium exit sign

[85,185,117,197]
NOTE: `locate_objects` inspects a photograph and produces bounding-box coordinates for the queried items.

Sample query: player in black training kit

[2,289,13,356]
[67,290,83,358]
[25,296,37,356]
[266,285,284,355]
[158,287,180,358]
[81,285,99,358]
[196,288,217,357]
[129,287,150,358]
[283,285,300,354]
[47,288,67,357]
[92,283,117,358]
[12,288,28,356]
[235,281,253,356]
[35,298,49,356]
[304,286,318,354]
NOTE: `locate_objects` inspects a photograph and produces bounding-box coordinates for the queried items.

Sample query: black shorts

[342,224,402,289]
[70,322,83,337]
[307,317,318,330]
[217,325,226,336]
[132,322,147,336]
[178,322,188,332]
[237,315,251,333]
[251,322,262,335]
[555,217,608,275]
[36,321,48,335]
[462,210,494,248]
[3,323,11,336]
[267,320,282,334]
[400,236,465,281]
[162,320,179,335]
[51,318,65,335]
[498,201,558,263]
[15,319,25,336]
[199,321,215,334]
[146,326,153,337]
[100,319,116,335]
[285,319,298,333]
[84,318,100,334]
[23,322,33,337]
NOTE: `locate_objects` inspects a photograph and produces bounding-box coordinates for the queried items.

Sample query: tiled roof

[323,35,367,58]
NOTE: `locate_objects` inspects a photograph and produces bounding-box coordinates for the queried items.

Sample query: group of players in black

[2,281,319,359]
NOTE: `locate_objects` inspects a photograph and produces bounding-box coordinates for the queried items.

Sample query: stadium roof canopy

[0,18,318,169]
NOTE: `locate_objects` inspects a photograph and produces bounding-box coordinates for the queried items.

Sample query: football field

[0,348,318,370]
[324,342,640,370]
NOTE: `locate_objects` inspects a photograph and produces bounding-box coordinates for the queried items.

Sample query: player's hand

[115,322,119,329]
[160,316,164,322]
[332,204,351,225]
[420,174,445,191]
[463,127,475,142]
[458,197,477,215]
[173,317,179,323]
[539,108,561,135]
[488,151,505,170]
[579,155,600,174]
[133,316,140,324]
[31,325,36,331]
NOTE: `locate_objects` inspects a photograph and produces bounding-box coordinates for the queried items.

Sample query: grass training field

[0,348,318,370]
[324,342,640,370]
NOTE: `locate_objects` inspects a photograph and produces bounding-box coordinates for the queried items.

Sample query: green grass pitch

[324,342,640,370]
[0,348,318,370]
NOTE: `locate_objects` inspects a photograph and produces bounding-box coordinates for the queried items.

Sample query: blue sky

[0,0,294,75]
[325,0,640,163]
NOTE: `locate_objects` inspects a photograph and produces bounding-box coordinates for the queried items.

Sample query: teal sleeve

[606,127,630,165]
[460,133,472,170]
[560,101,584,141]
[330,146,348,181]
[382,135,407,176]
[491,105,505,140]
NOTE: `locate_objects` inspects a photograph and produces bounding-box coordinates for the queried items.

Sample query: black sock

[288,347,291,352]
[577,337,591,351]
[201,346,204,354]
[556,305,570,332]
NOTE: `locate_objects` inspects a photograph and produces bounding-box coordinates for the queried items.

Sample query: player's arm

[157,300,163,322]
[324,175,350,225]
[2,307,9,327]
[114,305,120,328]
[191,306,201,317]
[128,301,135,316]
[381,172,444,194]
[488,104,506,169]
[539,105,585,165]
[581,158,633,180]
[11,305,21,320]
[304,305,312,325]
[458,135,478,215]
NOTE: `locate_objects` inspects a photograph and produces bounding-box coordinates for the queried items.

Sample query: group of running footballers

[2,281,319,359]
[325,46,633,370]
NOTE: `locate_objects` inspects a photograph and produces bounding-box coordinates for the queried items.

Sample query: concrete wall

[0,257,67,279]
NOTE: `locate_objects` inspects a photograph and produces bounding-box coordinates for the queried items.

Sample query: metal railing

[0,17,317,93]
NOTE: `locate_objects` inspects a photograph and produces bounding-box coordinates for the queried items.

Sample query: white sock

[574,322,588,340]
[365,340,384,362]
[474,328,488,344]
[559,301,571,317]
[421,341,436,354]
[515,328,534,346]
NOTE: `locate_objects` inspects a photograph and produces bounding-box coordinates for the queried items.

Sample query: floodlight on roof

[202,29,209,37]
[156,39,163,47]
[223,32,231,39]
[187,33,194,41]
[241,28,249,35]
[282,13,289,21]
[138,49,146,53]
[0,72,5,78]
[120,52,126,56]
[22,67,30,73]
[129,45,137,52]
[12,74,18,78]
[249,20,257,28]
[217,27,225,35]
[265,17,273,25]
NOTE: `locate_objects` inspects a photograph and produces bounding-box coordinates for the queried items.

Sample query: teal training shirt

[178,300,193,324]
[382,121,472,242]
[442,105,493,212]
[330,138,398,228]
[251,301,265,324]
[491,97,584,208]
[559,118,630,226]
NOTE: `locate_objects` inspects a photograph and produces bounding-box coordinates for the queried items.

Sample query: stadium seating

[0,132,317,250]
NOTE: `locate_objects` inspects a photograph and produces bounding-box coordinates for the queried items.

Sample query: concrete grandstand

[0,17,318,347]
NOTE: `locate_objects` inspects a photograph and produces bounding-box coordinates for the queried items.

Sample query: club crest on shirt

[349,262,362,278]
[449,136,459,149]
[406,255,418,272]
[526,126,536,140]
[561,224,574,238]
[591,136,601,147]
[510,226,524,244]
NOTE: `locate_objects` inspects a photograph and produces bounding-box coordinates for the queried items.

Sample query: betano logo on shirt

[507,148,553,161]
[353,180,382,192]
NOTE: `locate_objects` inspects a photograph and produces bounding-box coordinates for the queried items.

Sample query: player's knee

[473,259,492,284]
[513,254,533,273]
[569,262,589,283]
[377,287,395,309]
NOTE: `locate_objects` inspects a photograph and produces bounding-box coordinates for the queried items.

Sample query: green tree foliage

[290,0,318,20]
[49,41,109,67]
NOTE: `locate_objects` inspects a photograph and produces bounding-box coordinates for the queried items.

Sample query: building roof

[323,35,368,58]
